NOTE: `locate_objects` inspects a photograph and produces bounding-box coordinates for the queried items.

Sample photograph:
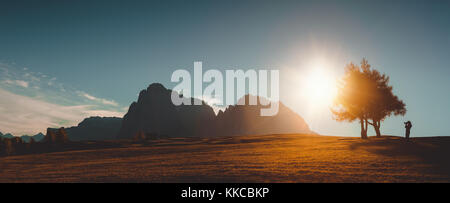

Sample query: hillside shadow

[349,136,450,176]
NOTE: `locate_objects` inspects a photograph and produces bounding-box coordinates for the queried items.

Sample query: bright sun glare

[303,59,337,108]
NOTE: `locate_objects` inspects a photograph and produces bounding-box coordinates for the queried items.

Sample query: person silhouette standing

[404,121,412,139]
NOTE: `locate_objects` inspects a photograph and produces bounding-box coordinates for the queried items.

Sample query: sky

[0,0,449,136]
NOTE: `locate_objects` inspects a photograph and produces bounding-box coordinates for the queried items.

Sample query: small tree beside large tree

[332,58,406,139]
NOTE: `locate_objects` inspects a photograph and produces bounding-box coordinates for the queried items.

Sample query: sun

[303,59,337,108]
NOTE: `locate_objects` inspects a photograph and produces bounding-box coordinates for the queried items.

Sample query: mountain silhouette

[118,83,312,139]
[117,83,216,139]
[215,95,313,136]
[0,132,45,143]
[0,132,14,139]
[49,117,122,141]
[44,128,69,143]
[20,133,45,143]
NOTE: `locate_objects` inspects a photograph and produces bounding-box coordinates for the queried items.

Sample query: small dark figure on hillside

[404,121,412,139]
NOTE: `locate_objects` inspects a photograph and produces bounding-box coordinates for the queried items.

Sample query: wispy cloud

[0,88,123,135]
[77,91,119,106]
[2,79,29,88]
[0,63,125,135]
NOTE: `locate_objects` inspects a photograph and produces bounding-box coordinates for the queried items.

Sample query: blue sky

[0,0,449,136]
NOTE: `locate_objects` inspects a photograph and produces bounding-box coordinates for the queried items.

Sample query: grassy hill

[0,134,449,182]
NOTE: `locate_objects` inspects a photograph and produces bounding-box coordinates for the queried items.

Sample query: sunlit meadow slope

[1,134,449,182]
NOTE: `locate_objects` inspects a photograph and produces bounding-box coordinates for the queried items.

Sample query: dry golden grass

[1,134,449,182]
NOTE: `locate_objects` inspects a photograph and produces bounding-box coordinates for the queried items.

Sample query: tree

[332,61,374,139]
[332,58,406,138]
[364,63,406,137]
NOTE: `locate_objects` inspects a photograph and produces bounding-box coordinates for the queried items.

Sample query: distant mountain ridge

[118,83,313,139]
[0,132,44,142]
[0,132,14,139]
[49,117,122,141]
[21,133,45,143]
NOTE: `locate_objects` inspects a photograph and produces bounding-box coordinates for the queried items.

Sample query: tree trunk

[374,125,381,137]
[360,119,368,139]
[375,121,381,137]
[373,120,381,137]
